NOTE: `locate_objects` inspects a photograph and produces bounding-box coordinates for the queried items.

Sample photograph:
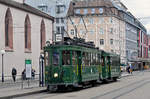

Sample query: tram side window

[62,51,71,65]
[85,53,90,66]
[106,57,108,65]
[92,53,96,65]
[110,57,112,65]
[72,51,77,65]
[52,52,59,66]
[88,53,91,66]
[97,54,101,65]
[82,52,85,66]
[44,52,50,66]
[90,53,93,65]
[101,56,104,66]
[96,54,98,65]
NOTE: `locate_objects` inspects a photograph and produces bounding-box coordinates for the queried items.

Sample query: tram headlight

[54,73,58,78]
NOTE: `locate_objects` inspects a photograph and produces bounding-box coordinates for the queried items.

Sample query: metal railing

[0,74,43,89]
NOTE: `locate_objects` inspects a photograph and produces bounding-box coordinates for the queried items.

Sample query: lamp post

[39,53,44,87]
[1,50,5,82]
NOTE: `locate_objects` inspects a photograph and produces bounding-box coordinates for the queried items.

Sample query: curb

[121,74,132,77]
[0,89,47,99]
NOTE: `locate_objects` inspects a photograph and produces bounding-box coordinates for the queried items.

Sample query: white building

[0,0,54,80]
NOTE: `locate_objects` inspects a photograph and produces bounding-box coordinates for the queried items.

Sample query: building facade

[138,24,148,58]
[25,0,71,41]
[67,0,126,64]
[0,0,53,79]
[124,12,138,63]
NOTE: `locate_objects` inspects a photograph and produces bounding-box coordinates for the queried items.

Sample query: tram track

[91,76,150,99]
[14,71,150,99]
[112,80,150,99]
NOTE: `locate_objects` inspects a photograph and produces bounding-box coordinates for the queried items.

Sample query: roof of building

[73,0,114,8]
[67,0,115,16]
[111,0,127,12]
[0,0,54,21]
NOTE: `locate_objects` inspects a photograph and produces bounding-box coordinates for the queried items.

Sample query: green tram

[44,38,121,91]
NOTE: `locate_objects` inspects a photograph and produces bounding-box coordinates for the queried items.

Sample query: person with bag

[12,67,17,82]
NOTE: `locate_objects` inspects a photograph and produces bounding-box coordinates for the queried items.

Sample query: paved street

[14,70,150,99]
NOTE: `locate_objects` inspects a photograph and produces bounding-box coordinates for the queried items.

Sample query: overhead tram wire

[69,14,89,39]
[64,28,71,38]
[68,16,81,38]
[80,15,88,39]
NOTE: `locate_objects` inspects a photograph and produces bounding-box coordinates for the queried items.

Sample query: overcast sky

[121,0,150,33]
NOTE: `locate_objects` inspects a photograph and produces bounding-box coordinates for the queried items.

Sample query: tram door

[102,56,106,79]
[107,56,111,78]
[77,51,82,82]
[102,56,109,79]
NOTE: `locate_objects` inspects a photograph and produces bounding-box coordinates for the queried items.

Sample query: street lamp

[39,53,44,87]
[1,50,5,82]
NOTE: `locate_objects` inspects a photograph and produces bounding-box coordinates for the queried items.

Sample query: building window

[109,17,113,23]
[99,17,104,24]
[61,18,64,23]
[38,5,48,12]
[99,8,103,14]
[56,5,65,14]
[75,9,80,14]
[110,28,113,33]
[84,9,88,14]
[99,28,104,34]
[5,8,13,50]
[40,19,46,50]
[61,26,65,34]
[89,29,94,34]
[24,14,31,51]
[56,26,60,34]
[110,39,113,45]
[88,18,94,24]
[91,8,95,14]
[56,18,59,24]
[70,29,74,35]
[100,39,104,45]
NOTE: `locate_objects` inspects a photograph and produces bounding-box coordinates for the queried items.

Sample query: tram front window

[52,52,59,66]
[44,52,49,66]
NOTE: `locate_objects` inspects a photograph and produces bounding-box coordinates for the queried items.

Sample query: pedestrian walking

[22,69,26,80]
[129,64,133,74]
[32,69,35,79]
[12,67,17,82]
[126,66,130,74]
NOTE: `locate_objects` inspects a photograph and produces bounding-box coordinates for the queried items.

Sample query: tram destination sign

[55,34,63,42]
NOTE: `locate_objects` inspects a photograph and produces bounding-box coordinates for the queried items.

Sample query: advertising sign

[25,60,32,78]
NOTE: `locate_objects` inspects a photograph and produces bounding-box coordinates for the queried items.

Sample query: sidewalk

[121,72,132,77]
[0,79,46,99]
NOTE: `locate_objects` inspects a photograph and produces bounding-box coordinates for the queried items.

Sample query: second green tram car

[44,39,121,91]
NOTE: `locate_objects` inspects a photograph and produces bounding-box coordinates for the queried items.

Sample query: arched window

[5,8,13,49]
[40,19,46,50]
[24,14,31,51]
